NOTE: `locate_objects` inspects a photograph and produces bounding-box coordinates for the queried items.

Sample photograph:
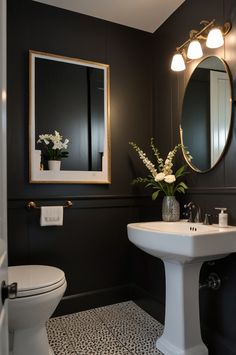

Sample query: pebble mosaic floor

[46,300,164,355]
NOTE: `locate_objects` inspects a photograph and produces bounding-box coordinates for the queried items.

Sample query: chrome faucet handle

[203,214,212,225]
[194,206,202,223]
[184,201,195,209]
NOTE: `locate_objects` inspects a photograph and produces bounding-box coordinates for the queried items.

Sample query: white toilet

[8,265,67,355]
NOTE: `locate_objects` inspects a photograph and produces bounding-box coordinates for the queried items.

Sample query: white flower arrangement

[129,138,192,200]
[37,130,69,161]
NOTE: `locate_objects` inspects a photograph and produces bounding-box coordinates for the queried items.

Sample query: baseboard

[53,283,133,316]
[53,283,165,323]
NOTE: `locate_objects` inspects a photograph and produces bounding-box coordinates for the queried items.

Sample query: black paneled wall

[152,0,236,354]
[8,0,236,354]
[7,0,155,314]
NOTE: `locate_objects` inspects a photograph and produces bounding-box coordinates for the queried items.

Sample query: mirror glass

[29,50,111,184]
[181,56,232,172]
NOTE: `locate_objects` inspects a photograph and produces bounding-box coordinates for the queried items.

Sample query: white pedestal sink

[127,220,236,355]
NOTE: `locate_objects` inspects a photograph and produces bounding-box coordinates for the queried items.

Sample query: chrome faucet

[184,202,202,223]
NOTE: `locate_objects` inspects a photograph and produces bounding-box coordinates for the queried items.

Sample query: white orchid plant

[37,130,69,161]
[129,138,192,200]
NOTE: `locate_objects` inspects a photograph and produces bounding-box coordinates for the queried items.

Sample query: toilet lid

[8,265,66,297]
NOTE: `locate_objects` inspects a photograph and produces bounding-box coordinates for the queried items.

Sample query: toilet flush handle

[1,281,17,304]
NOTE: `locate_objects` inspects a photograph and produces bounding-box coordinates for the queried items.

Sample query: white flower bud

[155,172,165,182]
[164,174,176,184]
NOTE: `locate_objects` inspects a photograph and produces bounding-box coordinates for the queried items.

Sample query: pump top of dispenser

[215,207,227,213]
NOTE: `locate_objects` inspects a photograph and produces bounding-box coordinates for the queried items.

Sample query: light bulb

[187,39,203,59]
[206,28,224,48]
[171,53,186,72]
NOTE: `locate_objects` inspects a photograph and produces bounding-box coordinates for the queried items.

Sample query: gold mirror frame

[29,50,111,184]
[180,56,233,173]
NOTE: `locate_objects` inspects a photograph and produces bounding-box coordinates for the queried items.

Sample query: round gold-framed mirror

[180,56,233,173]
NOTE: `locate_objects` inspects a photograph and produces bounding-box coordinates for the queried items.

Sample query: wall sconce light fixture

[187,39,203,60]
[171,53,186,71]
[171,19,231,72]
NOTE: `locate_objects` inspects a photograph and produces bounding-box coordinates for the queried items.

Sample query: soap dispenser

[215,207,228,227]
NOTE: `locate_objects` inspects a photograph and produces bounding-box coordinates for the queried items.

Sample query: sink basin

[127,220,236,355]
[128,220,236,263]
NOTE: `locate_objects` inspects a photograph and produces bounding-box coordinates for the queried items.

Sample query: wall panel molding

[188,187,236,195]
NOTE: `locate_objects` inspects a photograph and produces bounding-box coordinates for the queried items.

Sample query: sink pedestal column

[156,260,208,355]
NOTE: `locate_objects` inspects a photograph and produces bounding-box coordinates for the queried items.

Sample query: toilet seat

[8,265,66,297]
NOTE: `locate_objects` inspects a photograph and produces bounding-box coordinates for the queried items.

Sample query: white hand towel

[40,206,64,226]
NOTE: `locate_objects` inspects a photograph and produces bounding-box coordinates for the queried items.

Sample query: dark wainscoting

[8,195,162,316]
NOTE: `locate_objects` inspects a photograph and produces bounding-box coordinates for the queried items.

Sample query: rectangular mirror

[29,50,111,184]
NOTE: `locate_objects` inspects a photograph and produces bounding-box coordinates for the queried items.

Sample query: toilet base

[12,325,53,355]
